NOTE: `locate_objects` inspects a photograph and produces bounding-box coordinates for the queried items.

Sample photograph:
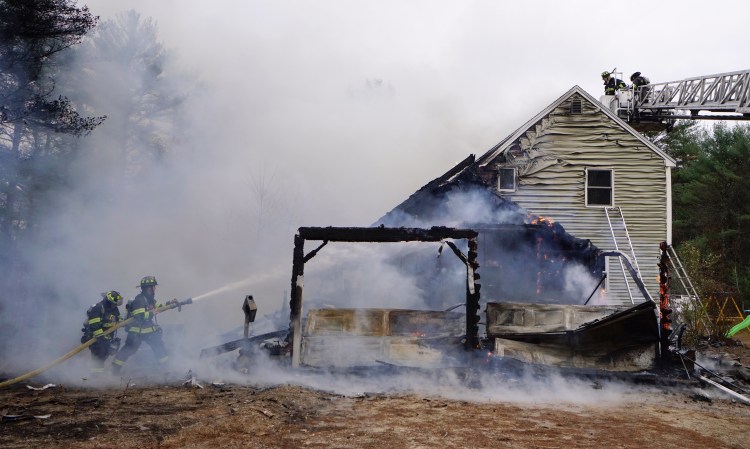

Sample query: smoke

[303,243,437,310]
[378,187,526,228]
[0,3,634,405]
[166,346,647,407]
[378,182,602,306]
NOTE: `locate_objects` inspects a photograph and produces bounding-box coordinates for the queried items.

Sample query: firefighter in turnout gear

[112,276,174,374]
[630,71,651,101]
[602,70,626,95]
[81,290,123,375]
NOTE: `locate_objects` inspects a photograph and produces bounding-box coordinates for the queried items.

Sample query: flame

[530,214,555,225]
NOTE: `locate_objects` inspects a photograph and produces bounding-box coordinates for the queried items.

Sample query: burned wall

[378,170,603,306]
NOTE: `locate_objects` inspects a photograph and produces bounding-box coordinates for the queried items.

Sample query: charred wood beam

[442,240,468,264]
[425,238,481,350]
[658,242,672,361]
[199,330,287,359]
[303,241,328,263]
[289,233,305,367]
[466,237,481,350]
[298,226,478,242]
[583,273,607,305]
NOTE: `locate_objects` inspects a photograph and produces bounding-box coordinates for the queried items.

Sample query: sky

[5,0,750,376]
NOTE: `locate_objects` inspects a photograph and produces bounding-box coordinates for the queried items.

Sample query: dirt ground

[2,333,749,449]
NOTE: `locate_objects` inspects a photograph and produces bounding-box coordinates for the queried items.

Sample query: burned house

[207,87,675,374]
[380,86,676,306]
[273,87,674,373]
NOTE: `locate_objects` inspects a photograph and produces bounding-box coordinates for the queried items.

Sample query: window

[497,168,516,192]
[570,98,583,114]
[586,169,613,206]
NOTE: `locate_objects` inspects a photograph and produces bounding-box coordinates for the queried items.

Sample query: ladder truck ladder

[635,69,750,118]
[605,207,641,304]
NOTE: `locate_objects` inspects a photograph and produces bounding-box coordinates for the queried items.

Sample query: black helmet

[139,276,158,288]
[104,290,123,306]
[630,72,641,81]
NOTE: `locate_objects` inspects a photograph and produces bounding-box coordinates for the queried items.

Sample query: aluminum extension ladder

[605,207,641,304]
[666,244,712,336]
[666,244,701,304]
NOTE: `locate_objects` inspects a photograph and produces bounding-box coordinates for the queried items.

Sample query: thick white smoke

[0,3,639,405]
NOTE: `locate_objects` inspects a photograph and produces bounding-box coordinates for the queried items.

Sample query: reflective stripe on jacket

[85,300,121,340]
[126,292,159,333]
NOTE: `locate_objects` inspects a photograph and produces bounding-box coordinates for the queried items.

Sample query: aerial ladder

[601,69,750,131]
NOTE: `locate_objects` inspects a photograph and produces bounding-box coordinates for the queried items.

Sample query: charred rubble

[196,157,750,402]
[377,154,603,305]
[196,223,750,402]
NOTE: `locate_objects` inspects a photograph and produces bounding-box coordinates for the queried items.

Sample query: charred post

[289,233,305,367]
[658,241,673,361]
[466,237,481,350]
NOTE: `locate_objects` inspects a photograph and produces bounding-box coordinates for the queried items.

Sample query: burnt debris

[377,160,603,304]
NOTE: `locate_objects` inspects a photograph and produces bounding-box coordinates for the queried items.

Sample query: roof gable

[476,86,676,168]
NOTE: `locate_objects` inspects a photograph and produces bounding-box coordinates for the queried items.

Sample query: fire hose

[0,298,193,389]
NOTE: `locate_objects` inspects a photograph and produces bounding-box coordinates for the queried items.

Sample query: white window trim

[584,167,615,208]
[497,167,517,193]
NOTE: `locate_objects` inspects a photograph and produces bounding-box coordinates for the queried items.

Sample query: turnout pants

[89,340,110,375]
[112,330,168,374]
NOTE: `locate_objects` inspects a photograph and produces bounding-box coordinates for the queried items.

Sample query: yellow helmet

[105,290,123,306]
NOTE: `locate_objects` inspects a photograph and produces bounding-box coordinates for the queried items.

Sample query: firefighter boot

[111,359,124,375]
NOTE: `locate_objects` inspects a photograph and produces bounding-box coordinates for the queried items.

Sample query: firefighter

[630,71,651,101]
[112,276,175,375]
[630,71,650,88]
[81,290,123,375]
[602,71,626,95]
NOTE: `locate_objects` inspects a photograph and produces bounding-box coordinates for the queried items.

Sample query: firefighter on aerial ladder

[630,71,650,101]
[602,70,626,95]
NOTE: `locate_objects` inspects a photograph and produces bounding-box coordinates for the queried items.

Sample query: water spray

[191,269,283,302]
[192,277,256,301]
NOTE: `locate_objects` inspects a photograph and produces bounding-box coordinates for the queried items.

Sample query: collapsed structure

[278,225,666,373]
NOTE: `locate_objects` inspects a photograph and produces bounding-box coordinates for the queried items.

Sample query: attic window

[570,99,583,114]
[586,168,613,206]
[497,168,516,192]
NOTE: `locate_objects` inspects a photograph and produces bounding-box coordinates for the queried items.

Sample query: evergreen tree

[0,0,103,301]
[61,10,188,178]
[671,123,750,302]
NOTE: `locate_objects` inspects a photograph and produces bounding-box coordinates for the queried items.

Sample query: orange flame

[529,214,555,225]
